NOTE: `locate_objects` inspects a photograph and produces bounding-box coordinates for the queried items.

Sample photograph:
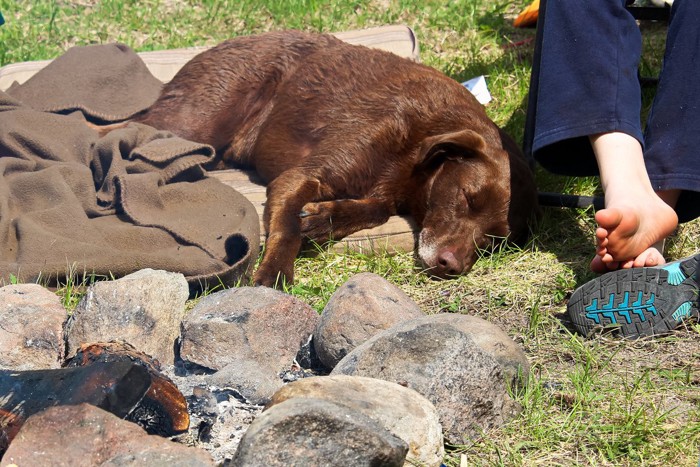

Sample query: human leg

[593,0,700,268]
[527,0,682,270]
[643,0,700,224]
[588,0,700,271]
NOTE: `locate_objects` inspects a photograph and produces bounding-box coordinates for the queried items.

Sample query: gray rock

[64,269,189,365]
[0,283,65,370]
[331,315,527,444]
[179,287,319,374]
[232,398,408,467]
[206,359,284,405]
[429,313,530,390]
[314,272,424,369]
[2,403,215,466]
[269,375,444,467]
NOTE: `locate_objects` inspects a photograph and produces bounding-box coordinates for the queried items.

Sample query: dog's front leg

[300,198,396,244]
[253,169,322,288]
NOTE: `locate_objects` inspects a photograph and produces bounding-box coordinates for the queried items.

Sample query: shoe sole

[567,254,700,338]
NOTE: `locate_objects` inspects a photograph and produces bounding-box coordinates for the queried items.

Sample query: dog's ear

[418,129,487,167]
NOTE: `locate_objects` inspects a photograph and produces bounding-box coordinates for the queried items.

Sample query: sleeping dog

[122,30,537,287]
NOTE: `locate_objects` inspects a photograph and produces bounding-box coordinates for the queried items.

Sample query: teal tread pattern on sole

[672,302,693,321]
[567,253,700,339]
[662,261,686,286]
[584,291,657,325]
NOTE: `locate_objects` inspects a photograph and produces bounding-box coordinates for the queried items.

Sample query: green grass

[1,1,699,465]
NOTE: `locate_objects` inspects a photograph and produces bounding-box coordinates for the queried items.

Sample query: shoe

[567,253,700,338]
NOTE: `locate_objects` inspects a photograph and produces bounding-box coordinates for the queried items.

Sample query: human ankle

[589,132,651,196]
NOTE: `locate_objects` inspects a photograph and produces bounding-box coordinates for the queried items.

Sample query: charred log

[1,342,189,456]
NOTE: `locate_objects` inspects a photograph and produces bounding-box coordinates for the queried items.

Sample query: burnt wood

[1,343,189,456]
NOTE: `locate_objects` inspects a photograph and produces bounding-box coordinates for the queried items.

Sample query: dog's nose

[436,249,462,277]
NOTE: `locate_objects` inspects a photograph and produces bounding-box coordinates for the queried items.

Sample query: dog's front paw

[253,263,293,288]
[300,201,341,242]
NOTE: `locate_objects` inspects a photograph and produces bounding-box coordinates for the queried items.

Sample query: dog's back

[135,31,338,169]
[137,31,502,184]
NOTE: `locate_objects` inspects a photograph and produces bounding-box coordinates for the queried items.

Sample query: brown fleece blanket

[0,44,259,289]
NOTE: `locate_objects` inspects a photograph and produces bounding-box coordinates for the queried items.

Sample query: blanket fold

[7,43,163,122]
[0,44,260,290]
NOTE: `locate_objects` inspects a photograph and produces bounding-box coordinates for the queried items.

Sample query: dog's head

[412,128,537,278]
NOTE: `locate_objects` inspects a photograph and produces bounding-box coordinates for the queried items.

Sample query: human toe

[632,247,666,268]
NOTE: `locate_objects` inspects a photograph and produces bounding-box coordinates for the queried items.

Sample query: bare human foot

[589,132,679,271]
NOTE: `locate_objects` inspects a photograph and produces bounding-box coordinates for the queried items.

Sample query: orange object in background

[514,0,540,28]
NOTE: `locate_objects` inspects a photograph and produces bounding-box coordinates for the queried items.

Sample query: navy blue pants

[525,0,700,222]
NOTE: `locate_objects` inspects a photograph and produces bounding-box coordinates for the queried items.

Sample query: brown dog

[129,30,537,287]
